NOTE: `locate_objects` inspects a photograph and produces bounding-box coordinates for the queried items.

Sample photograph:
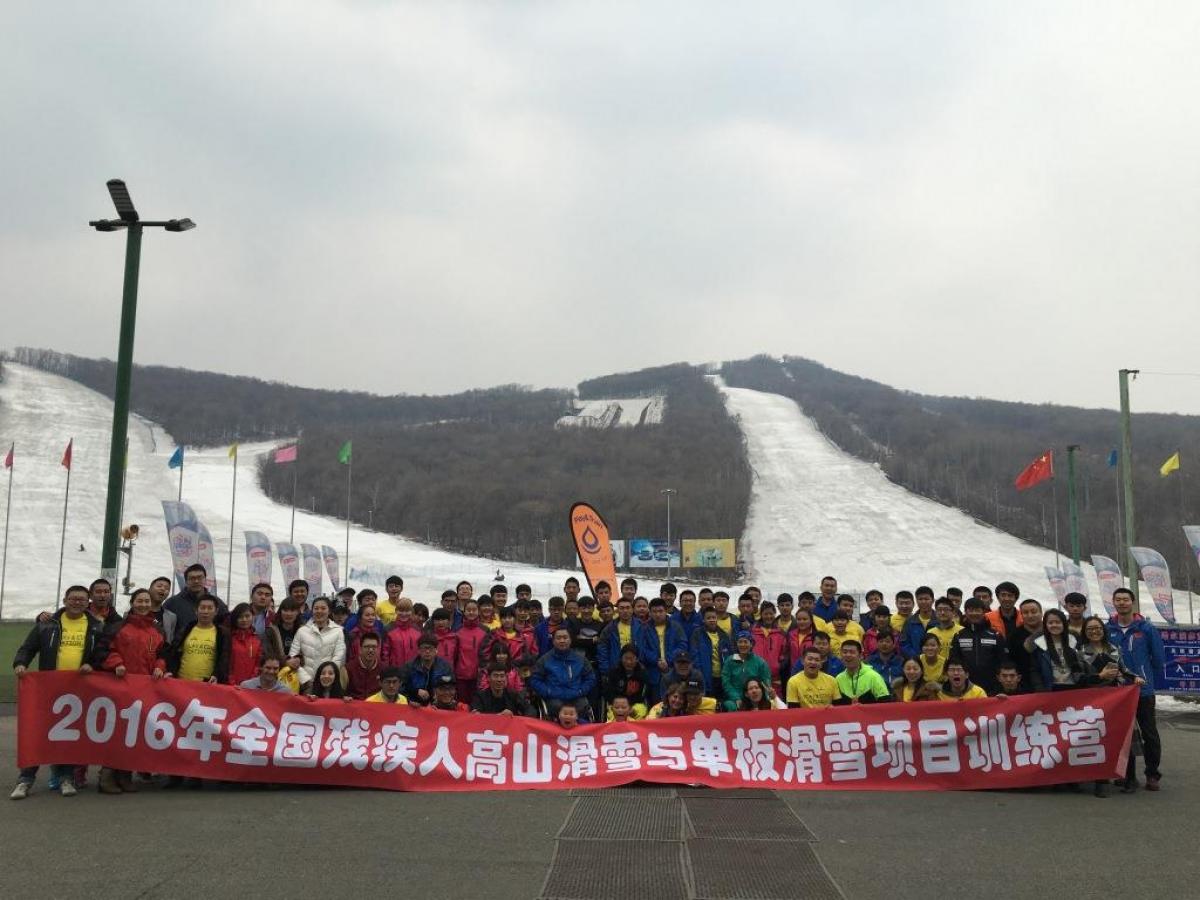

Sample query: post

[1179,453,1193,623]
[662,488,675,580]
[1051,475,1061,569]
[177,451,183,502]
[289,435,300,543]
[1066,445,1081,564]
[1119,369,1139,606]
[0,447,12,620]
[227,445,238,599]
[344,452,352,580]
[1113,453,1124,572]
[57,441,74,605]
[101,224,143,585]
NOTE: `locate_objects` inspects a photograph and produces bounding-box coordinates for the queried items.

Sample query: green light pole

[90,180,194,584]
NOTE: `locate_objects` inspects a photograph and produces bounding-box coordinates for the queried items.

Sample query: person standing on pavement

[1107,588,1165,792]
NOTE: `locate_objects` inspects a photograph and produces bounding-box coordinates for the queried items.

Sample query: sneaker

[59,782,77,798]
[1145,775,1161,792]
[47,774,60,791]
[72,767,88,790]
[10,783,31,800]
[1120,778,1138,794]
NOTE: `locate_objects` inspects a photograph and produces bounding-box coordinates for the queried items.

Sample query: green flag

[338,441,352,465]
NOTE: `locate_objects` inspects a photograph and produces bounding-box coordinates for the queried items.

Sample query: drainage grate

[540,839,690,900]
[569,786,678,798]
[558,796,686,841]
[677,787,780,799]
[684,796,817,841]
[687,839,844,899]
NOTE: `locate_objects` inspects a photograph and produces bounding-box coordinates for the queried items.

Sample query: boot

[116,771,137,793]
[1093,781,1108,798]
[98,768,123,795]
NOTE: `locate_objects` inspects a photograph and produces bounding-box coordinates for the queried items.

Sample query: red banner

[17,673,1137,792]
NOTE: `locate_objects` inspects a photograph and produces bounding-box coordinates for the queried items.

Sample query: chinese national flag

[1014,449,1053,491]
[61,438,73,470]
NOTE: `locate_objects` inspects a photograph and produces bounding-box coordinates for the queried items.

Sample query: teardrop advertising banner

[569,501,618,599]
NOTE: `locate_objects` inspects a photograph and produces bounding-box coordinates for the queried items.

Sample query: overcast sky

[4,2,1199,414]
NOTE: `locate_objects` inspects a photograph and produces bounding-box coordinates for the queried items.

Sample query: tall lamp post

[90,180,195,584]
[661,488,676,579]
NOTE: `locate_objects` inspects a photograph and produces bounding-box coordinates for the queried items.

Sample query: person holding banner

[1107,588,1165,792]
[10,585,103,799]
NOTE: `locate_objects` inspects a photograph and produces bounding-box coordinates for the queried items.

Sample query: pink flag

[273,444,298,464]
[3,443,12,469]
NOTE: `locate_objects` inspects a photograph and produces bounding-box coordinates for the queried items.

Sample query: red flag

[62,439,73,470]
[273,444,298,464]
[3,443,12,469]
[1015,449,1053,491]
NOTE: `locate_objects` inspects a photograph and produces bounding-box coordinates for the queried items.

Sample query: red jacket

[515,624,538,657]
[227,628,263,684]
[383,621,422,668]
[103,613,167,675]
[345,657,383,700]
[433,629,459,667]
[752,625,789,684]
[787,628,817,672]
[453,620,488,681]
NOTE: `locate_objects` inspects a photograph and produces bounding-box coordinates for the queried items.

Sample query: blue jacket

[534,617,571,656]
[597,619,657,676]
[688,627,734,692]
[644,620,689,692]
[401,656,454,703]
[671,609,703,642]
[900,614,932,658]
[1106,616,1164,697]
[530,648,596,701]
[813,597,838,622]
[866,651,905,685]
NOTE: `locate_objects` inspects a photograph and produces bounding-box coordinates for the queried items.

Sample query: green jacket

[720,652,773,710]
[834,664,891,702]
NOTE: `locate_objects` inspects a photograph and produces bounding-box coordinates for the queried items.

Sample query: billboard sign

[681,539,736,568]
[628,539,680,569]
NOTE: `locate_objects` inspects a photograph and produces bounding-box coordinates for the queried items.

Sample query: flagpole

[177,447,184,502]
[0,444,13,620]
[56,439,73,606]
[228,445,238,600]
[1051,474,1061,569]
[345,449,352,583]
[1179,450,1193,623]
[289,433,300,543]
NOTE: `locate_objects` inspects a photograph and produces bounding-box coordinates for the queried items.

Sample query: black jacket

[167,621,230,682]
[12,610,106,671]
[470,687,534,717]
[603,663,648,704]
[949,621,1006,694]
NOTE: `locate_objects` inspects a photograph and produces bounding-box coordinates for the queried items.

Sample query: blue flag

[1107,449,1118,468]
[168,446,184,469]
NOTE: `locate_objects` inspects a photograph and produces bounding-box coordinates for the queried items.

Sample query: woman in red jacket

[227,603,264,686]
[453,600,488,702]
[101,589,167,795]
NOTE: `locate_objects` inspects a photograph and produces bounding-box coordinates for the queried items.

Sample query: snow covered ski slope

[716,378,1191,621]
[0,364,588,617]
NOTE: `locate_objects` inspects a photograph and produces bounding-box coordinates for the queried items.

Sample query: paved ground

[2,703,1199,900]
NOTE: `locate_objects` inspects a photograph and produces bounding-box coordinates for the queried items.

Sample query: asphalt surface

[2,702,1199,900]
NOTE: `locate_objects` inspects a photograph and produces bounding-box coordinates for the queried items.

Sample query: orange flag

[569,501,617,600]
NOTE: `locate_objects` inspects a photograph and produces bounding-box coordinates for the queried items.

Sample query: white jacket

[292,620,346,685]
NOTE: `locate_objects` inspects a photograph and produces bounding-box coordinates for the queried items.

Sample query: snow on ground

[556,397,664,429]
[0,365,596,616]
[716,377,1197,623]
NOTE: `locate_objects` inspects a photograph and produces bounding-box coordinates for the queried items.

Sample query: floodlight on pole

[90,179,194,585]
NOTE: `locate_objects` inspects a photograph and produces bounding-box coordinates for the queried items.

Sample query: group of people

[11,567,1165,799]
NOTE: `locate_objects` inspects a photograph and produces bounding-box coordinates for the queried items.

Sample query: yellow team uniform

[926,623,963,664]
[823,622,864,656]
[920,655,946,684]
[785,671,841,708]
[375,599,397,626]
[366,691,409,703]
[178,624,218,681]
[56,614,88,670]
[937,684,987,702]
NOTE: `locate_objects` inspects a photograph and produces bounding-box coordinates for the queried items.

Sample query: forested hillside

[11,349,750,569]
[722,355,1200,589]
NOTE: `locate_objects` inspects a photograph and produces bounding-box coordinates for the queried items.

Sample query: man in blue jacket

[671,589,703,642]
[597,597,655,677]
[689,607,734,700]
[530,627,596,721]
[401,634,454,706]
[646,599,687,702]
[813,576,839,622]
[1107,587,1166,791]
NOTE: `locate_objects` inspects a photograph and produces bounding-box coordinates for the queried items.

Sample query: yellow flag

[228,442,239,460]
[1160,451,1180,477]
